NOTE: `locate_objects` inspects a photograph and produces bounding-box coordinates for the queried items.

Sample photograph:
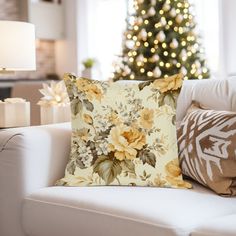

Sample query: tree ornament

[170,39,178,49]
[126,40,135,49]
[139,29,148,40]
[195,60,201,68]
[137,0,144,4]
[148,7,156,16]
[150,54,160,62]
[169,8,176,17]
[197,68,202,75]
[176,14,184,24]
[153,67,162,78]
[136,17,143,25]
[181,67,187,75]
[181,49,187,57]
[156,31,166,42]
[151,0,156,6]
[124,66,131,75]
[136,54,144,62]
[124,56,128,62]
[163,2,171,12]
[160,17,167,26]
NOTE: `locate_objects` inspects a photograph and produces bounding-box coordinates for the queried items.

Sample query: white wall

[220,0,236,78]
[55,0,79,76]
[55,0,90,77]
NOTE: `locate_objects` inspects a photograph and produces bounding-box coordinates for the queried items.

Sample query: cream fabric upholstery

[22,183,236,236]
[0,123,71,236]
[176,79,230,122]
[192,214,236,236]
[1,78,236,236]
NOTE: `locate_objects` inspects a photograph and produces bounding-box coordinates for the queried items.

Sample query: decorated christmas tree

[112,0,210,81]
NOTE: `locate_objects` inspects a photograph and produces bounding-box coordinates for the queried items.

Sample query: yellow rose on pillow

[153,73,183,93]
[108,125,146,161]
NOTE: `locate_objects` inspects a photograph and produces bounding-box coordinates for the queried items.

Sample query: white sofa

[0,79,236,236]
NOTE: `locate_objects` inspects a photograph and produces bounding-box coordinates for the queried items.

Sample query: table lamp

[0,21,36,128]
[0,21,36,73]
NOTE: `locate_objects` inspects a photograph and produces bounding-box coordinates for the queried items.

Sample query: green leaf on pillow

[121,159,136,175]
[71,98,82,116]
[172,115,176,126]
[138,81,152,91]
[83,99,94,112]
[139,151,156,168]
[158,93,176,109]
[66,161,76,175]
[93,156,122,185]
[76,159,86,169]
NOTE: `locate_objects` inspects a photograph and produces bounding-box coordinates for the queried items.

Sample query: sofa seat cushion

[192,214,236,236]
[22,182,236,236]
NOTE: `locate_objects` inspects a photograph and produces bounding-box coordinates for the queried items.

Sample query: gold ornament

[163,2,171,11]
[156,31,166,42]
[139,29,147,40]
[169,8,176,17]
[137,0,144,4]
[136,54,144,62]
[124,66,131,75]
[151,0,156,5]
[136,17,143,25]
[170,39,178,49]
[181,67,187,75]
[153,67,162,77]
[126,40,135,49]
[176,14,184,24]
[160,17,167,26]
[148,7,156,16]
[150,54,159,62]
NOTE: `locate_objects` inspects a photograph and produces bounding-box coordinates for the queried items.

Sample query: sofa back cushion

[177,79,230,122]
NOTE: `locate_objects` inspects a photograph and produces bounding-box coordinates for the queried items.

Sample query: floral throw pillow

[56,73,191,188]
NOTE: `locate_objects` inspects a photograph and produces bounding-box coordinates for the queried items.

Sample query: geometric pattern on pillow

[178,102,236,196]
[56,73,191,188]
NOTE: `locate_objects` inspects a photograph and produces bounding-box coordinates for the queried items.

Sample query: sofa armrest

[0,122,71,236]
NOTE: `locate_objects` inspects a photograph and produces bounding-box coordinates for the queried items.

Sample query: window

[190,0,220,76]
[86,0,127,80]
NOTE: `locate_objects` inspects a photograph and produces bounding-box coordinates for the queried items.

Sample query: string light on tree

[113,0,210,81]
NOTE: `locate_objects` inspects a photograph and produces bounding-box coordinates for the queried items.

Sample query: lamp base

[0,68,15,74]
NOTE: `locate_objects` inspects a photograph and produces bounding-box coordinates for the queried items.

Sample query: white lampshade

[0,21,36,71]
